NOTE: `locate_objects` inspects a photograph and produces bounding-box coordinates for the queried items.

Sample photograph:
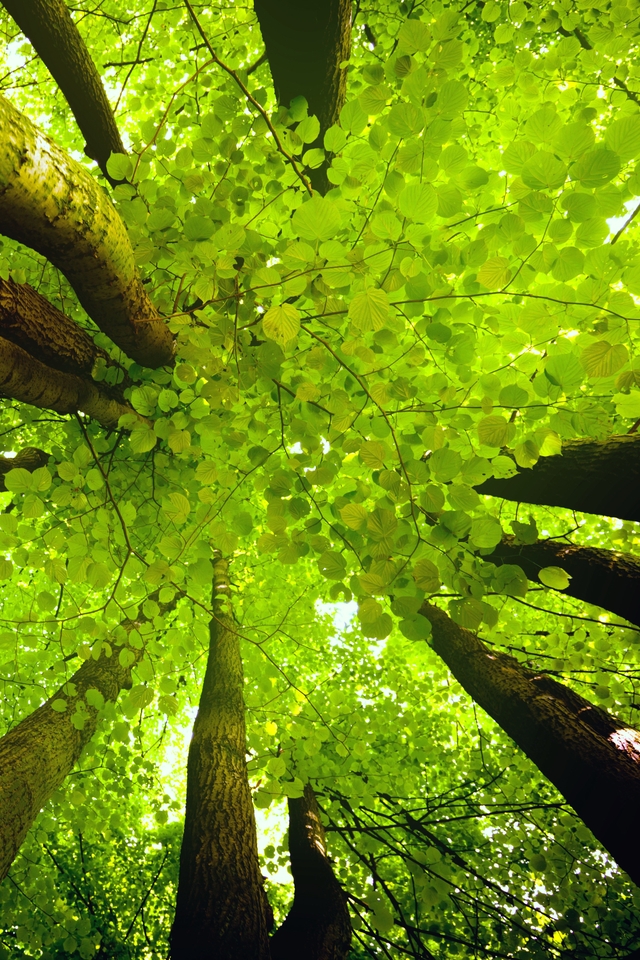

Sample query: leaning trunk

[475,435,640,522]
[0,644,143,882]
[491,536,640,627]
[270,784,351,960]
[420,603,640,887]
[1,0,126,182]
[0,95,173,368]
[170,560,271,960]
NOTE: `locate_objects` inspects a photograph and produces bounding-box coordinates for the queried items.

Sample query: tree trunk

[0,644,143,882]
[491,536,640,627]
[1,0,126,183]
[0,95,174,368]
[253,0,351,193]
[170,559,271,960]
[270,784,351,960]
[475,435,640,522]
[0,447,48,492]
[0,334,136,429]
[419,603,640,887]
[0,277,109,377]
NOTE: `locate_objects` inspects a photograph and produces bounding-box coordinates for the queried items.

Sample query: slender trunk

[253,0,351,194]
[0,277,110,377]
[0,96,174,368]
[170,560,271,960]
[270,784,351,960]
[420,603,640,886]
[0,335,136,429]
[491,536,640,627]
[1,0,126,183]
[475,435,640,522]
[0,447,48,492]
[0,644,143,882]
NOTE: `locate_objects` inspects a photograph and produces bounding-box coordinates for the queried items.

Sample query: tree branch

[0,95,174,368]
[271,783,351,960]
[475,435,640,522]
[1,0,126,184]
[491,536,640,627]
[420,603,640,887]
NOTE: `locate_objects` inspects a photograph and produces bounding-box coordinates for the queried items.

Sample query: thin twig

[611,201,640,244]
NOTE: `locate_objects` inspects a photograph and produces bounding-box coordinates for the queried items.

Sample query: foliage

[1,0,640,956]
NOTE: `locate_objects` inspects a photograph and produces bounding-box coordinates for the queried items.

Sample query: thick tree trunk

[420,603,640,886]
[170,560,271,960]
[1,0,126,183]
[0,643,143,882]
[0,447,48,492]
[270,784,351,960]
[0,96,174,368]
[0,335,135,429]
[253,0,351,193]
[491,536,640,627]
[0,277,109,377]
[475,435,640,522]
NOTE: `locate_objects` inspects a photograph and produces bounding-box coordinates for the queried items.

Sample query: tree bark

[420,603,640,887]
[491,536,640,627]
[0,644,142,882]
[253,0,351,193]
[475,435,640,522]
[170,559,271,960]
[0,277,109,377]
[1,0,126,183]
[270,784,351,960]
[0,95,174,368]
[0,447,48,492]
[0,334,136,429]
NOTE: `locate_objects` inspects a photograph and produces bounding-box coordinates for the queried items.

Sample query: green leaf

[477,256,511,289]
[387,103,425,138]
[106,153,133,180]
[521,152,567,190]
[477,416,514,447]
[545,354,584,391]
[324,125,346,152]
[317,551,347,580]
[263,304,301,343]
[292,196,341,241]
[412,558,440,592]
[430,447,462,482]
[399,616,432,641]
[348,287,389,332]
[470,516,502,549]
[581,341,628,378]
[297,115,320,143]
[538,566,571,590]
[3,468,33,493]
[571,148,621,188]
[398,183,437,223]
[184,215,216,241]
[605,115,640,162]
[340,503,368,530]
[398,18,432,53]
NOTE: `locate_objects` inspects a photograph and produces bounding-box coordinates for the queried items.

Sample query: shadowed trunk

[0,335,136,429]
[1,0,126,183]
[170,559,271,960]
[0,95,174,368]
[271,784,351,960]
[0,448,48,492]
[475,435,640,522]
[491,536,640,627]
[0,647,141,882]
[253,0,351,193]
[0,277,110,377]
[420,603,640,886]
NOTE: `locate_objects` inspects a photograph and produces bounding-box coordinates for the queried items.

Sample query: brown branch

[1,0,126,183]
[420,602,640,887]
[271,783,351,960]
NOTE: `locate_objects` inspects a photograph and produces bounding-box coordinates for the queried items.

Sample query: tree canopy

[1,0,640,957]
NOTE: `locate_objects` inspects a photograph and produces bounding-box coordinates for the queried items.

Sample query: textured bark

[0,447,48,492]
[491,536,640,627]
[0,277,108,376]
[475,435,640,522]
[170,561,271,960]
[0,96,174,368]
[0,643,142,882]
[0,335,135,429]
[271,785,351,960]
[1,0,126,182]
[253,0,351,193]
[420,603,640,886]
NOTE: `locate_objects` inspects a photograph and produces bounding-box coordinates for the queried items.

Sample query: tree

[1,0,640,958]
